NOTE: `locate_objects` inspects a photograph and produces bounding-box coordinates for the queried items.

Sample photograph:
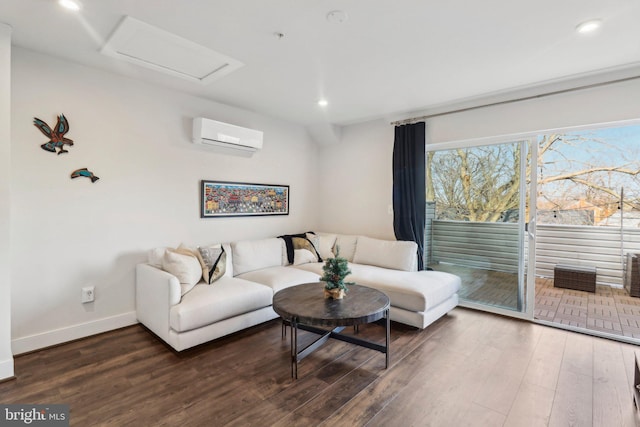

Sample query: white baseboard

[12,312,138,355]
[0,357,14,380]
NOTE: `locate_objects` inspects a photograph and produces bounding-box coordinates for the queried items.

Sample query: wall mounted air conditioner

[192,117,263,157]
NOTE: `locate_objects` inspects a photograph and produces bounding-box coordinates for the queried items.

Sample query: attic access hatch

[101,16,243,84]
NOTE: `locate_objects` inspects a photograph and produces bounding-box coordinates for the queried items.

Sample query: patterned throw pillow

[305,233,321,254]
[292,236,322,262]
[197,245,227,284]
[293,249,317,265]
[315,233,337,260]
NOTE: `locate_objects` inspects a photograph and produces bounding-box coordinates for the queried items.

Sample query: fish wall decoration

[70,168,99,183]
[33,114,74,154]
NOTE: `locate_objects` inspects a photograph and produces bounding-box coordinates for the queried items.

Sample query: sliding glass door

[426,139,535,317]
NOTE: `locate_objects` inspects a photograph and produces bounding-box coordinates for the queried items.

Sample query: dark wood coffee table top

[273,282,390,328]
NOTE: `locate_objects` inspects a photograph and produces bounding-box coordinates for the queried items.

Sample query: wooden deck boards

[431,263,640,340]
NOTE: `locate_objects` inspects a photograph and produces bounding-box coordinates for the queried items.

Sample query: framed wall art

[201,180,289,218]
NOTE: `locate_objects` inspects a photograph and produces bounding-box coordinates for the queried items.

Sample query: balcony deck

[535,278,640,339]
[430,263,640,340]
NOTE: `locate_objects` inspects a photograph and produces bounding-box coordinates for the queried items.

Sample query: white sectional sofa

[136,233,460,351]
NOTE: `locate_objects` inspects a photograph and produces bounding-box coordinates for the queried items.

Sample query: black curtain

[393,122,426,270]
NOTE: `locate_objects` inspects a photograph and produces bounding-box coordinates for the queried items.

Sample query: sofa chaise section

[293,263,459,329]
[293,235,460,329]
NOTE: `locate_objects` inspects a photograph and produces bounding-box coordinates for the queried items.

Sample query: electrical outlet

[81,286,95,303]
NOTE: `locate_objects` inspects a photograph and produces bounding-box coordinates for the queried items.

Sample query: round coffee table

[273,282,390,379]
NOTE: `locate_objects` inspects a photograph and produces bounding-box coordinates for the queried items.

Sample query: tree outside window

[427,124,640,227]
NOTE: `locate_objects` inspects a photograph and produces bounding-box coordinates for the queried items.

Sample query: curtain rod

[391,74,640,126]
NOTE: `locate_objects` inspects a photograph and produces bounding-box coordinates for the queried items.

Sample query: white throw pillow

[148,247,168,268]
[162,248,202,295]
[280,239,289,266]
[221,243,233,277]
[293,249,318,265]
[334,234,358,261]
[353,236,417,271]
[231,238,283,275]
[315,232,337,260]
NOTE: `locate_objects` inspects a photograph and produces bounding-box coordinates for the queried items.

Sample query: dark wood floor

[1,308,639,426]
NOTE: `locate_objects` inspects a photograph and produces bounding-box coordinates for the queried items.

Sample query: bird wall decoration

[33,114,74,154]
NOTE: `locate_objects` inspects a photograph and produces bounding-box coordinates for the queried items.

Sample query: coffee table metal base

[286,310,390,379]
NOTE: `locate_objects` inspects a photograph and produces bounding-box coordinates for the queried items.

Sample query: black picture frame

[201,180,290,218]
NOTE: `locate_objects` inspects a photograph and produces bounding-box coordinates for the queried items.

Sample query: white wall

[318,78,640,240]
[316,119,395,239]
[10,48,319,354]
[0,23,15,380]
[426,77,640,144]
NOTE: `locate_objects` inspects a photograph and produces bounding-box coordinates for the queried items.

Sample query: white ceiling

[2,0,640,127]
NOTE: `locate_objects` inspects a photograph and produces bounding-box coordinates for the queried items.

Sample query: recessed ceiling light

[317,99,329,107]
[576,19,602,34]
[59,0,81,11]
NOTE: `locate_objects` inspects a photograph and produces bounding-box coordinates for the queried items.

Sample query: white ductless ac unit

[192,117,263,157]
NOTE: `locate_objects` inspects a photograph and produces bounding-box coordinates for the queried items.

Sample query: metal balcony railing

[429,220,640,287]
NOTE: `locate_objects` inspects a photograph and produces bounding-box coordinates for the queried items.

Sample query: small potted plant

[320,247,354,299]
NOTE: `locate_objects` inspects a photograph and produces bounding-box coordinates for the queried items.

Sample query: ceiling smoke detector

[326,10,348,24]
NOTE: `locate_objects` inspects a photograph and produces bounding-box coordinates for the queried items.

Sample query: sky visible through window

[537,123,640,226]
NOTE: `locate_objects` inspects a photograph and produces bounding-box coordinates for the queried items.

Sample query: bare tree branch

[540,166,640,185]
